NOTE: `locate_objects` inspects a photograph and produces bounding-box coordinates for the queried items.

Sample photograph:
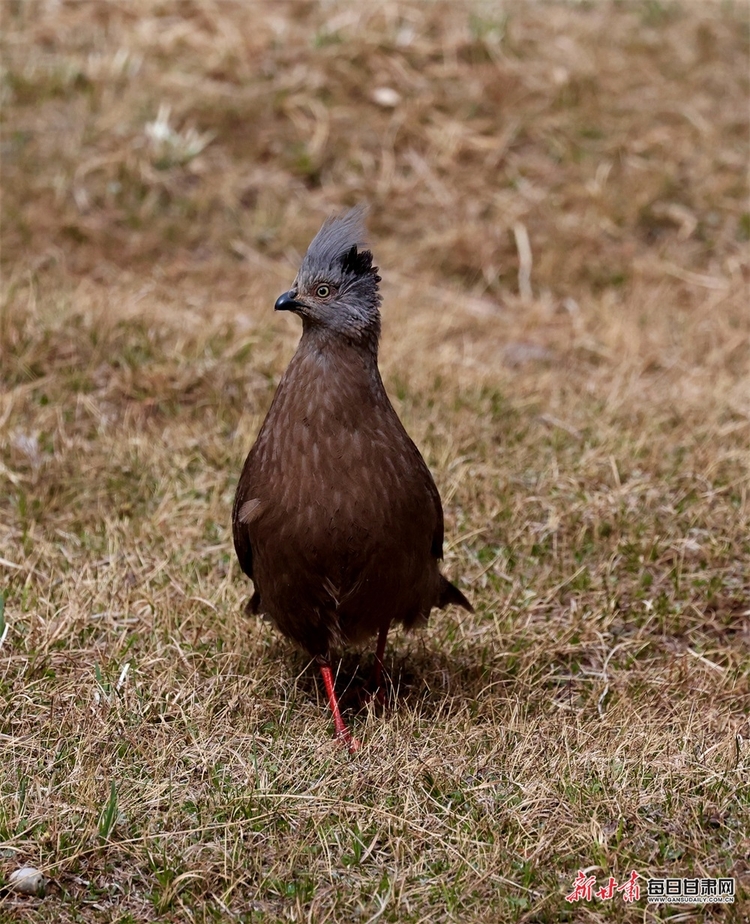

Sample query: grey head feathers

[285,206,382,349]
[299,205,369,279]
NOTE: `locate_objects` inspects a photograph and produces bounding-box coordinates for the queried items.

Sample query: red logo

[566,871,641,904]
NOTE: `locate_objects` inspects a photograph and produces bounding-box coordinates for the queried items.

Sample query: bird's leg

[318,660,361,753]
[368,622,391,706]
[350,625,391,709]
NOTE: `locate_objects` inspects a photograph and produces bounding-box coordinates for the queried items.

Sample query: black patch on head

[340,245,379,282]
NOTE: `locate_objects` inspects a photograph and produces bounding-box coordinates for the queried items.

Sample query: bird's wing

[231,490,254,579]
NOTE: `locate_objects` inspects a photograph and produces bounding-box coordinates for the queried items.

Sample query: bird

[232,207,472,752]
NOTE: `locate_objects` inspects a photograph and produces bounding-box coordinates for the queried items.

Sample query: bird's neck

[281,327,389,419]
[299,322,380,364]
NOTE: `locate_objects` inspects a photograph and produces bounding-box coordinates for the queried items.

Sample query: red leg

[319,661,361,753]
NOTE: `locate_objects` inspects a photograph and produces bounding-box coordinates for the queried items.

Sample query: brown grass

[1,1,749,921]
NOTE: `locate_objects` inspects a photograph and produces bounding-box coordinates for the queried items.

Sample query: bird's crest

[300,206,377,280]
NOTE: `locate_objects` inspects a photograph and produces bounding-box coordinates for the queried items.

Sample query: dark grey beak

[274,290,301,312]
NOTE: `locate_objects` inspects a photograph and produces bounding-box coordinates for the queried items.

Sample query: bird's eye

[316,284,331,298]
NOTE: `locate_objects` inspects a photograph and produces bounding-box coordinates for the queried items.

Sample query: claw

[338,730,362,754]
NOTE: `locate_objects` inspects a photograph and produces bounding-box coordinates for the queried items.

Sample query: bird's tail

[438,576,474,613]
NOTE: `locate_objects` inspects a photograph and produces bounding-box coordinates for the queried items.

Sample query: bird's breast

[240,344,436,564]
[258,412,407,521]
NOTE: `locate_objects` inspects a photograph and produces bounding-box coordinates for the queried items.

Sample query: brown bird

[232,208,472,751]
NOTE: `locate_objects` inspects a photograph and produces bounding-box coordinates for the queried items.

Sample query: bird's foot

[335,728,362,754]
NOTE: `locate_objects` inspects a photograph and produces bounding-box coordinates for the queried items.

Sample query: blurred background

[3,0,746,320]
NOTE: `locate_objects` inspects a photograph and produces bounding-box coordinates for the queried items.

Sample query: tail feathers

[438,576,474,613]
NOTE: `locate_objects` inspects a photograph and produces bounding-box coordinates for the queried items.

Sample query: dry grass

[1,0,749,921]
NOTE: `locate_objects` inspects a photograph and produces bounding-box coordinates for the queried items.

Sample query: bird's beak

[274,290,302,312]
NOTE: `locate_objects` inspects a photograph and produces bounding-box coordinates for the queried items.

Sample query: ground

[1,1,749,921]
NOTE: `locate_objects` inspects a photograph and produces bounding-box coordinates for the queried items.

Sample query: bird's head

[274,207,382,348]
